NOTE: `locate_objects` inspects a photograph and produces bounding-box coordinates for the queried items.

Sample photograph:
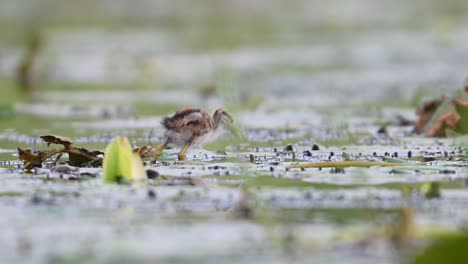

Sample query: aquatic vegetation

[1,1,468,263]
[411,234,468,264]
[415,83,468,137]
[17,134,102,170]
[289,161,416,169]
[103,136,145,183]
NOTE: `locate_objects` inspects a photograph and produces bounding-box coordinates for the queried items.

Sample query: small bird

[152,107,235,161]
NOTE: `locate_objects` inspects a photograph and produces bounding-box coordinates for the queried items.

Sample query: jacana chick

[152,107,234,162]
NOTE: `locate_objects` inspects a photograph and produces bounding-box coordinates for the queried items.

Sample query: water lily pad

[411,234,468,264]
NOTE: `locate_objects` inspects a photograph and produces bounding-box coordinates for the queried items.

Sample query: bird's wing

[181,111,213,135]
[162,108,213,135]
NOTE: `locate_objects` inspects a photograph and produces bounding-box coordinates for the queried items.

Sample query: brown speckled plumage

[162,107,215,146]
[152,107,233,161]
[163,108,212,134]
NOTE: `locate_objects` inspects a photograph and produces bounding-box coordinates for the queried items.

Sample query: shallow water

[1,0,468,263]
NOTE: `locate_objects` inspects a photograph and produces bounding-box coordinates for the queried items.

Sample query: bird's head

[213,108,234,126]
[212,108,243,140]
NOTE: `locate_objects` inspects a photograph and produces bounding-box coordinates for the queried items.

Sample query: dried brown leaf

[40,134,73,148]
[68,147,103,167]
[415,85,468,137]
[18,134,104,171]
[133,145,155,159]
[426,112,460,137]
[17,146,62,170]
[17,147,43,168]
[415,98,443,134]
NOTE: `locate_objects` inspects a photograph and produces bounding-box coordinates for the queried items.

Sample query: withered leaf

[133,145,155,159]
[415,98,443,134]
[17,147,61,170]
[18,134,104,171]
[40,134,73,148]
[423,99,459,137]
[68,147,103,167]
[416,86,468,137]
[18,147,43,169]
[453,87,468,134]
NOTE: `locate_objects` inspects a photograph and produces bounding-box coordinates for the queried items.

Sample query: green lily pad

[411,234,468,264]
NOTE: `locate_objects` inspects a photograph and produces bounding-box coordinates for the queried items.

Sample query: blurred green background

[1,0,468,140]
[1,1,468,264]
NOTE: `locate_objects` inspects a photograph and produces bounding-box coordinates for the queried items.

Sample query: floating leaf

[416,85,468,137]
[423,98,459,137]
[68,147,103,167]
[17,146,61,171]
[133,145,154,159]
[415,98,443,135]
[40,134,73,148]
[453,93,468,134]
[103,136,145,183]
[411,234,468,264]
[246,175,314,188]
[17,147,44,169]
[383,156,415,164]
[289,161,415,169]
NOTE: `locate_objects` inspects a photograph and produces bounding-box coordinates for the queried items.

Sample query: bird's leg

[151,142,168,164]
[178,142,192,161]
